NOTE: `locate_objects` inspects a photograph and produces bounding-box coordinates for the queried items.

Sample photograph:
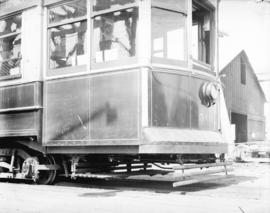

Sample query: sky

[219,0,270,74]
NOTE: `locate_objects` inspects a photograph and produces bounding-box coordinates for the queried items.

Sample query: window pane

[192,2,212,64]
[49,21,87,69]
[93,0,135,12]
[0,14,22,36]
[93,8,138,63]
[152,0,187,11]
[152,8,187,61]
[49,0,87,24]
[0,34,21,77]
[192,24,199,60]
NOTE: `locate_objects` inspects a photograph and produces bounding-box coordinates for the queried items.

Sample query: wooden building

[221,50,266,143]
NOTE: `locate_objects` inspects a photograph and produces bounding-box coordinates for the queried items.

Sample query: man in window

[50,33,67,68]
[50,21,86,68]
[0,35,21,76]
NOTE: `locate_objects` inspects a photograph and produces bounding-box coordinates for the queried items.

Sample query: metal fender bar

[172,162,233,187]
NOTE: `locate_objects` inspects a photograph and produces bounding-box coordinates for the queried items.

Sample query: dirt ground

[0,162,270,213]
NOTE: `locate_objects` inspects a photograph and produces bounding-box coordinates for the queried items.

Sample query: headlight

[199,82,219,107]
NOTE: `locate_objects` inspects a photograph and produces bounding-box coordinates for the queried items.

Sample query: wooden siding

[221,54,265,118]
[221,51,265,141]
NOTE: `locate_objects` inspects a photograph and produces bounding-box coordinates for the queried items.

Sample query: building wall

[259,78,270,140]
[221,52,265,142]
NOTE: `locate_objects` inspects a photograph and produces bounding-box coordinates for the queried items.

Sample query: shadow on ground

[54,173,258,195]
[0,163,261,196]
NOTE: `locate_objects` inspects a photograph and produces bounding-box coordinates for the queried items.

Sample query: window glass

[0,15,21,78]
[93,0,135,12]
[93,7,138,63]
[49,0,87,24]
[192,1,212,64]
[48,0,87,71]
[152,0,187,12]
[0,14,21,36]
[49,21,87,69]
[152,8,187,62]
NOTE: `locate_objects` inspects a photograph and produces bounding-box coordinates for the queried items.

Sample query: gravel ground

[0,162,269,213]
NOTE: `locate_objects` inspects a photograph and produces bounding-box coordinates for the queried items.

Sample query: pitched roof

[220,50,266,102]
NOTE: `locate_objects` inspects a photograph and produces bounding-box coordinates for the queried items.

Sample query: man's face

[12,44,20,58]
[103,21,113,40]
[54,35,61,44]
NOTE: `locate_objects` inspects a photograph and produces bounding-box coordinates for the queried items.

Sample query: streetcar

[0,0,230,186]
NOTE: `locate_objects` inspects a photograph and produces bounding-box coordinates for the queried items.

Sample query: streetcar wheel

[36,155,57,185]
[22,155,57,185]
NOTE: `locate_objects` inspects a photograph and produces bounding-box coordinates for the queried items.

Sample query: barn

[221,50,266,143]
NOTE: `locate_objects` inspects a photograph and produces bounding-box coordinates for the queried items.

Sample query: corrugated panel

[0,111,36,131]
[0,83,40,109]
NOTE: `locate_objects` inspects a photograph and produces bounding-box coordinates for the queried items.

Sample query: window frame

[46,0,88,77]
[151,1,188,68]
[191,0,215,72]
[90,0,139,69]
[0,13,22,81]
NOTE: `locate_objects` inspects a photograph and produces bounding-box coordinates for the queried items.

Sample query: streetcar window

[48,0,87,24]
[192,0,213,64]
[93,7,138,63]
[152,8,187,63]
[0,14,22,78]
[48,0,87,70]
[93,0,135,12]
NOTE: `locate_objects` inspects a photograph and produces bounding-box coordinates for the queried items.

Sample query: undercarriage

[0,141,231,187]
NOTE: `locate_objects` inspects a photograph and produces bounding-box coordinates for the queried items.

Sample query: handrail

[0,105,42,113]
